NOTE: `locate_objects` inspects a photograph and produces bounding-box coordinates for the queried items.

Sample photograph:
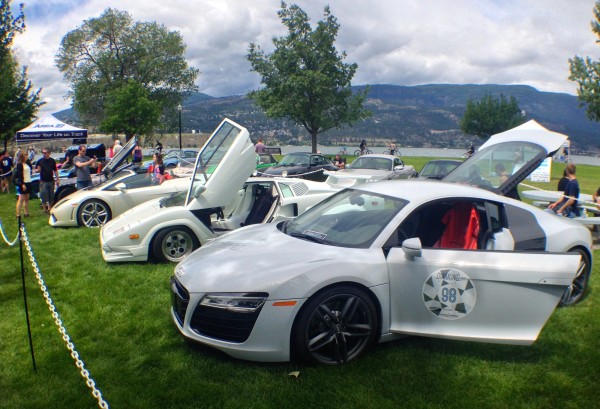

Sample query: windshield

[187,122,240,205]
[349,156,393,170]
[420,161,460,179]
[160,190,187,208]
[443,141,546,191]
[284,189,407,248]
[279,153,310,166]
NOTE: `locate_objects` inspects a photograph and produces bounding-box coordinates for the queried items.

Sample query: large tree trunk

[311,131,318,153]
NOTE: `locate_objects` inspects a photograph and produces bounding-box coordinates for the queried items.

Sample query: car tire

[77,199,112,228]
[560,247,591,306]
[292,286,378,365]
[53,185,77,204]
[152,226,200,263]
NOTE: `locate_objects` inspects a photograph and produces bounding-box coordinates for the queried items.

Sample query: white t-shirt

[23,163,31,183]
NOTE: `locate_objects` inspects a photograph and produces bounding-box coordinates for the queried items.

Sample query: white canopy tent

[15,114,87,142]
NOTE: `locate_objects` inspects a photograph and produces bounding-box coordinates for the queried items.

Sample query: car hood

[101,197,165,238]
[174,223,349,297]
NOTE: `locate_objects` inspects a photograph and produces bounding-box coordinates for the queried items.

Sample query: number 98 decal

[422,268,476,320]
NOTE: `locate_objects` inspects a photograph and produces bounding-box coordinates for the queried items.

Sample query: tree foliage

[460,94,525,139]
[569,2,600,122]
[100,80,161,140]
[55,8,199,138]
[247,2,370,153]
[0,1,43,151]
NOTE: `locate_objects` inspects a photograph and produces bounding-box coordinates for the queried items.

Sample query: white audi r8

[169,120,592,365]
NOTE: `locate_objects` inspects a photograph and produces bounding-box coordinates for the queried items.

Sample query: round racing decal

[422,269,476,320]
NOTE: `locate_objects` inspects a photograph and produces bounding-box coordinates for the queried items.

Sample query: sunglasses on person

[42,151,50,155]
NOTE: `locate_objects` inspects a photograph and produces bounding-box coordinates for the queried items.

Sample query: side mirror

[394,165,404,171]
[115,183,126,193]
[402,237,422,259]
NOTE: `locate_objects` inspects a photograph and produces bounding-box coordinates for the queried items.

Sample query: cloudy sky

[11,0,600,115]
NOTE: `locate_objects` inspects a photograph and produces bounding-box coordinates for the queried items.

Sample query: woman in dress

[14,151,33,218]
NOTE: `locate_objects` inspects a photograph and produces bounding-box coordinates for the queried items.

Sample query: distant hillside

[56,85,600,153]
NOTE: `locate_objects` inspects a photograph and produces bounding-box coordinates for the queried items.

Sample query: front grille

[170,276,189,326]
[189,303,263,343]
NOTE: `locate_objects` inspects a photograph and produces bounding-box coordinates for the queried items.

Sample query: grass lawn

[1,157,599,409]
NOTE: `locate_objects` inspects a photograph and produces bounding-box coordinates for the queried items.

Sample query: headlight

[200,293,268,313]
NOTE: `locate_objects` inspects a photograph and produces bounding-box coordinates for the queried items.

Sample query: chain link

[20,225,110,409]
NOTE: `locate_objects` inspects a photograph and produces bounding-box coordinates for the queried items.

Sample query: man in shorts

[1,150,13,193]
[36,148,60,213]
[73,145,97,189]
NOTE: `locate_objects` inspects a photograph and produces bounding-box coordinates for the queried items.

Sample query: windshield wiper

[290,231,330,244]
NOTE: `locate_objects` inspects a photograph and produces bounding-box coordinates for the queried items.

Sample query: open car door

[386,241,580,344]
[443,120,568,197]
[186,119,255,210]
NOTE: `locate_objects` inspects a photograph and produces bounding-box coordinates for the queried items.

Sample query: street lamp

[177,104,182,149]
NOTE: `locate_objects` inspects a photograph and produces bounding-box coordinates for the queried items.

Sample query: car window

[443,141,545,191]
[285,189,407,248]
[278,183,295,198]
[280,153,309,166]
[105,173,152,190]
[391,199,505,251]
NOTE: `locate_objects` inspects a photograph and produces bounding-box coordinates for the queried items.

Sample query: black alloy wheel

[293,286,378,365]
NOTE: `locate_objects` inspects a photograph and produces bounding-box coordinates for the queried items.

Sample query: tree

[247,2,370,153]
[55,8,199,139]
[569,2,600,122]
[0,1,43,151]
[460,94,525,139]
[100,80,161,140]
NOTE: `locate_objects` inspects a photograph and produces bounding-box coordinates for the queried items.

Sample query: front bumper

[170,276,304,362]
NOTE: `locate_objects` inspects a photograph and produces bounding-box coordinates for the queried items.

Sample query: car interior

[391,198,505,251]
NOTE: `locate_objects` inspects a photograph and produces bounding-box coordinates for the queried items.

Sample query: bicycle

[354,148,373,156]
[339,146,348,155]
[382,149,401,158]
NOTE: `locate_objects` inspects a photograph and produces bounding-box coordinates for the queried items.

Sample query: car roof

[353,179,503,203]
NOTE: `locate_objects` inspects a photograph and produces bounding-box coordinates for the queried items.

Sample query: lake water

[279,145,600,166]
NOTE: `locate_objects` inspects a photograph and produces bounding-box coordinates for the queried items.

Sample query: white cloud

[11,0,600,114]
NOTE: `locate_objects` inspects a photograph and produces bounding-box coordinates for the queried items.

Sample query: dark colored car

[262,152,338,182]
[139,149,198,171]
[416,159,462,179]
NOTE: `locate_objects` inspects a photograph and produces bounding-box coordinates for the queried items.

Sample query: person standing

[36,148,59,214]
[73,145,97,189]
[14,152,32,218]
[1,150,13,193]
[113,139,123,156]
[27,146,36,162]
[547,163,580,218]
[133,144,143,164]
[150,153,165,184]
[255,138,266,153]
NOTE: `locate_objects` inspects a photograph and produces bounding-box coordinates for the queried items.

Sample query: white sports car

[49,170,191,227]
[324,154,417,188]
[169,120,592,365]
[100,119,338,263]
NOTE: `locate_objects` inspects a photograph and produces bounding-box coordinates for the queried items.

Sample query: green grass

[1,157,599,409]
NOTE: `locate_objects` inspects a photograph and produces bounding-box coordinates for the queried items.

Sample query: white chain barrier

[18,224,110,409]
[0,219,20,246]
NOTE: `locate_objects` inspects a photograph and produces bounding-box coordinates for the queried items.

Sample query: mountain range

[56,84,600,153]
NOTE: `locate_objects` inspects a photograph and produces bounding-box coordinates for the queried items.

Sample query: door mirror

[193,184,206,198]
[402,237,422,259]
[115,183,126,193]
